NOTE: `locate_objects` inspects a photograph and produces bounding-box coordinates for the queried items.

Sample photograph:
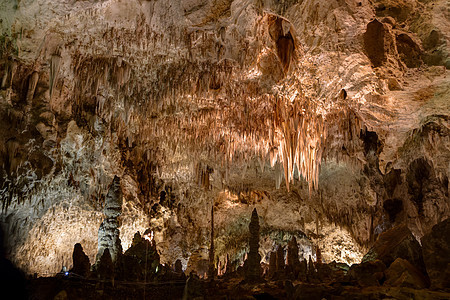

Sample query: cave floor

[26,276,450,300]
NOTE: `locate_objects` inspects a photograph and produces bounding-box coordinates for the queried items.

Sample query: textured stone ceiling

[0,0,449,275]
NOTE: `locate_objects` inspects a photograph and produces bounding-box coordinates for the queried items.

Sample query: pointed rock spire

[245,208,262,281]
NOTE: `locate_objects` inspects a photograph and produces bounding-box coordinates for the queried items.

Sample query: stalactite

[50,49,61,99]
[26,71,39,104]
[1,63,8,88]
[65,17,363,195]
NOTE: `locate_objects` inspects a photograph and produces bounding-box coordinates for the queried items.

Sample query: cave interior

[0,0,449,299]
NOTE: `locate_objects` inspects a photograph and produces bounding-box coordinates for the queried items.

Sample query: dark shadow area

[0,224,28,300]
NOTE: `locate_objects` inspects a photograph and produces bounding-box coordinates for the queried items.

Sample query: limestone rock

[97,176,123,263]
[70,243,90,277]
[96,248,114,280]
[104,176,122,218]
[298,259,307,282]
[244,208,261,281]
[123,232,160,279]
[1,0,449,282]
[364,19,397,67]
[287,237,300,268]
[276,245,285,273]
[362,224,426,274]
[225,254,232,275]
[373,0,416,23]
[175,259,183,273]
[184,274,206,300]
[396,32,423,68]
[348,260,386,287]
[422,218,450,290]
[114,254,141,282]
[97,218,122,263]
[384,258,428,289]
[186,248,209,278]
[268,251,276,278]
[131,232,143,247]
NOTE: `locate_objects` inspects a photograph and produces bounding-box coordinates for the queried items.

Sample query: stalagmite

[244,208,262,281]
[287,237,300,269]
[96,176,123,263]
[96,248,114,280]
[269,251,276,277]
[70,243,90,277]
[225,254,232,275]
[276,245,285,272]
[175,259,183,273]
[208,202,215,280]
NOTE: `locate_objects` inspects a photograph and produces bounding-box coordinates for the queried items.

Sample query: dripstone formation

[244,208,262,281]
[70,243,90,277]
[287,237,300,276]
[1,0,450,298]
[96,176,123,263]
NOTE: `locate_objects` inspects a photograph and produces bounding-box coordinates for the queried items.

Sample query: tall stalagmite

[97,176,123,263]
[245,208,261,281]
[287,237,299,266]
[276,245,285,272]
[208,203,215,279]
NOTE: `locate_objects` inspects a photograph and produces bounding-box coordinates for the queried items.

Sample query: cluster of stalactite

[69,42,363,193]
[0,6,367,207]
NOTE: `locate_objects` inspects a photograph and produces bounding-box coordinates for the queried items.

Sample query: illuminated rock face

[0,0,448,278]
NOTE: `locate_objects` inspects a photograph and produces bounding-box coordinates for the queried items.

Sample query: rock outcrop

[362,224,426,274]
[112,230,161,282]
[70,243,90,277]
[422,218,450,290]
[364,19,397,68]
[348,260,386,287]
[384,258,428,289]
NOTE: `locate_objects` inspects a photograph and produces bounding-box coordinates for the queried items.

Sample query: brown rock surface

[276,245,285,273]
[348,260,386,287]
[287,237,300,268]
[362,224,426,274]
[384,258,428,289]
[174,259,183,274]
[70,243,90,277]
[422,218,450,290]
[268,251,276,278]
[364,19,397,67]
